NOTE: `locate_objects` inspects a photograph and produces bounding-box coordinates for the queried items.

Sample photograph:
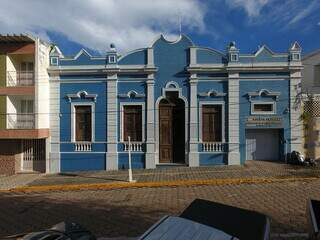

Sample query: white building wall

[302,51,320,93]
[227,72,240,165]
[49,76,60,173]
[35,39,50,129]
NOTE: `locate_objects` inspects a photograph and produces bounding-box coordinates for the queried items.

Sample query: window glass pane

[202,105,222,142]
[75,106,92,141]
[123,105,142,141]
[254,104,273,112]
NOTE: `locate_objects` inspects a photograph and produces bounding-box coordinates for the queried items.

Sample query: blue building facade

[48,35,303,172]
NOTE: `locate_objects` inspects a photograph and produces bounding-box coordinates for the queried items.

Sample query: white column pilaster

[145,74,156,168]
[228,72,240,165]
[188,73,199,167]
[49,75,60,173]
[106,73,118,170]
[290,70,303,152]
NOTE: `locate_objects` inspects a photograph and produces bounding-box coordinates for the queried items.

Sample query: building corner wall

[106,73,118,170]
[49,74,60,173]
[228,72,240,165]
[188,73,199,167]
[290,71,303,153]
[145,74,156,169]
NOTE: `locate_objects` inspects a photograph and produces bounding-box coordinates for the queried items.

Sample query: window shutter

[202,105,222,142]
[123,106,142,141]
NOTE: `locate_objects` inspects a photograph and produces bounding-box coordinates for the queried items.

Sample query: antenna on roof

[179,14,182,36]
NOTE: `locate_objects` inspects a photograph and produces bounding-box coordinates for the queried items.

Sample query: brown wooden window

[123,105,142,141]
[202,105,222,142]
[75,106,92,142]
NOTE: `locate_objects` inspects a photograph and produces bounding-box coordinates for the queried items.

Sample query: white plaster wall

[302,53,320,92]
[35,39,50,129]
[49,75,60,173]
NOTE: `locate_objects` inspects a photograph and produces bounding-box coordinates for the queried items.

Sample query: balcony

[7,71,34,86]
[123,142,144,152]
[202,142,228,152]
[7,113,35,129]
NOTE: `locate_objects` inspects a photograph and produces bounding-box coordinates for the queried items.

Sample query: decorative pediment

[74,49,92,59]
[247,89,280,101]
[255,45,275,57]
[290,41,301,51]
[66,91,98,102]
[118,90,145,99]
[198,89,227,97]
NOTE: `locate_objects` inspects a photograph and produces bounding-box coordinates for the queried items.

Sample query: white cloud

[288,0,318,25]
[226,0,270,17]
[0,0,206,53]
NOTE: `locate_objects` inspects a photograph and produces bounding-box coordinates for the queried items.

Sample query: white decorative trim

[70,102,95,142]
[199,101,225,143]
[247,89,280,101]
[67,90,98,102]
[251,101,276,115]
[150,34,194,47]
[108,55,116,63]
[118,90,145,99]
[50,57,58,66]
[74,49,92,59]
[165,81,179,89]
[119,102,145,142]
[198,90,227,97]
[155,82,189,165]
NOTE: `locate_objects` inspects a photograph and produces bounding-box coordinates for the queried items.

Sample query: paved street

[0,177,319,239]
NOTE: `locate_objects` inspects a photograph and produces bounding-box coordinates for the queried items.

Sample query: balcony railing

[7,113,35,129]
[123,142,144,152]
[74,142,92,152]
[202,142,228,152]
[7,71,34,86]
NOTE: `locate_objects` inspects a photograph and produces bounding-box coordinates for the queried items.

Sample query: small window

[50,57,58,65]
[230,54,238,62]
[123,105,142,141]
[108,55,116,63]
[252,103,275,114]
[202,105,222,142]
[75,106,92,142]
[292,53,300,61]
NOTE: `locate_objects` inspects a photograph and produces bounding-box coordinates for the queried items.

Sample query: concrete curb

[1,175,319,193]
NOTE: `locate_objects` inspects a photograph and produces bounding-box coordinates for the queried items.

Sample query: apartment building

[0,34,50,175]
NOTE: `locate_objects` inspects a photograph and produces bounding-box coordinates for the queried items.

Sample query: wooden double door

[159,98,185,163]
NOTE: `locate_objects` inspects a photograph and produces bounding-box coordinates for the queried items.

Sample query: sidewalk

[1,161,314,192]
[0,173,43,190]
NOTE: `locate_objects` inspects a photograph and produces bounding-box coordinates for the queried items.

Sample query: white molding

[198,90,227,97]
[118,90,145,99]
[155,82,189,165]
[74,49,92,59]
[251,101,276,115]
[119,102,145,142]
[199,101,225,143]
[247,89,280,101]
[67,90,98,102]
[70,102,95,142]
[108,55,116,64]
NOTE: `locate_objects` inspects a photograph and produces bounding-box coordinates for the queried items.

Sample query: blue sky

[0,0,319,56]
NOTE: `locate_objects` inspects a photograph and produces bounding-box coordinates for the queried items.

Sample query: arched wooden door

[159,96,185,163]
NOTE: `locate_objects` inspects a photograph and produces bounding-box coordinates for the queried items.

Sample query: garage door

[246,129,280,161]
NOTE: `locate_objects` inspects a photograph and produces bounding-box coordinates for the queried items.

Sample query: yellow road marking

[1,176,318,193]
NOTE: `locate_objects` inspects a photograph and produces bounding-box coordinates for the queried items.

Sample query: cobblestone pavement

[0,174,43,190]
[0,178,320,239]
[29,161,320,187]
